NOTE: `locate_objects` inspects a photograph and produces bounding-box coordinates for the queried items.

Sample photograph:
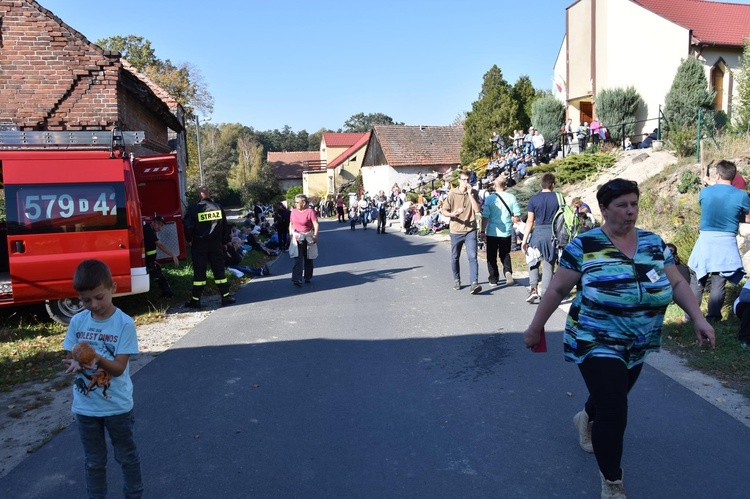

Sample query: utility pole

[195,115,204,186]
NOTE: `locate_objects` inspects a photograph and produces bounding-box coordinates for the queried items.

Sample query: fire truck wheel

[45,298,85,325]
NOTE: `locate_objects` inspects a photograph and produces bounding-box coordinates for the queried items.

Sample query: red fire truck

[0,130,184,323]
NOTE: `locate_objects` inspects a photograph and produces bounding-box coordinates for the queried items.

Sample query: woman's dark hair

[596,178,639,208]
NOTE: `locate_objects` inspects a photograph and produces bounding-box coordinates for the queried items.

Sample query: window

[712,65,725,111]
[6,183,127,234]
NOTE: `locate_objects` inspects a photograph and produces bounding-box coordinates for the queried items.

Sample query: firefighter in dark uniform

[184,186,235,307]
[143,216,178,297]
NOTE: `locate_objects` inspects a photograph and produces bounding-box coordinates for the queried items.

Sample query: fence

[557,108,667,157]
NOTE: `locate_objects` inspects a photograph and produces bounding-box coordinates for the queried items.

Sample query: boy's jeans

[77,410,143,499]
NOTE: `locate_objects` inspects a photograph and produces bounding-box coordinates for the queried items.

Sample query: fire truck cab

[0,130,184,324]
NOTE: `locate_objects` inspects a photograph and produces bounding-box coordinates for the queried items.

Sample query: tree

[461,65,520,163]
[663,57,715,132]
[530,95,565,146]
[343,113,403,132]
[594,86,642,142]
[97,35,213,117]
[246,161,281,203]
[512,75,538,131]
[95,35,157,70]
[733,41,750,131]
[307,128,328,151]
[229,136,265,204]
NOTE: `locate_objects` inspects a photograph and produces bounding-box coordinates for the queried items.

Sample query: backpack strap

[555,191,565,210]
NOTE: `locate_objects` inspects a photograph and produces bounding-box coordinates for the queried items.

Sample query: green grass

[0,247,276,390]
[662,284,750,397]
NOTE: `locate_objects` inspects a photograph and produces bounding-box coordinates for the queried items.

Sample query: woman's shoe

[600,470,626,498]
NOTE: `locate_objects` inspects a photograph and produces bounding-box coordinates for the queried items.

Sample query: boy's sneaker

[453,280,461,290]
[470,282,482,295]
[504,271,515,286]
[489,280,499,287]
[526,289,540,304]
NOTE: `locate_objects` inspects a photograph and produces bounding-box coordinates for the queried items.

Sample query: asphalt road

[2,219,749,498]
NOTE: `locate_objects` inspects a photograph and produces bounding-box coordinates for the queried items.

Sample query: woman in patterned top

[523,178,715,498]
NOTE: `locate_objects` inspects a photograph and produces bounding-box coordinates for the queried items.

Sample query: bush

[509,178,538,213]
[666,127,697,158]
[595,86,641,142]
[677,170,702,193]
[285,185,303,205]
[534,152,617,185]
[663,57,715,131]
[531,95,565,145]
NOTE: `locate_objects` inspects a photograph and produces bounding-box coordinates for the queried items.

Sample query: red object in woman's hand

[532,328,547,353]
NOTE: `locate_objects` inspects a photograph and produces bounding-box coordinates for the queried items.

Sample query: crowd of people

[75,151,749,498]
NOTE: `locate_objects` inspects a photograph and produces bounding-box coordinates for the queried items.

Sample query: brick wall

[0,1,121,130]
[119,87,170,154]
[0,0,181,143]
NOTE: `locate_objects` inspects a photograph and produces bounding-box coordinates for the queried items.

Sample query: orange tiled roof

[633,0,750,46]
[373,125,463,167]
[327,132,371,169]
[267,151,320,180]
[322,132,368,148]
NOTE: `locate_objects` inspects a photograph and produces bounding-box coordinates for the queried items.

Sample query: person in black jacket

[183,186,234,308]
[143,216,178,297]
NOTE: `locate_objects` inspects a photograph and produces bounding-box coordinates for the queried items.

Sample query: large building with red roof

[553,0,750,134]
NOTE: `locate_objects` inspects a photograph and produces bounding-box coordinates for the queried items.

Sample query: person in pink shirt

[289,194,320,286]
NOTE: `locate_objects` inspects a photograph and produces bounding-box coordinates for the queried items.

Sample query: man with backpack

[521,173,563,304]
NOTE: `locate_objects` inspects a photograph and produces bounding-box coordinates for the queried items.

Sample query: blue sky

[37,0,750,132]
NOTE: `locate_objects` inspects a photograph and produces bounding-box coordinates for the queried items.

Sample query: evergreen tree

[595,86,642,142]
[663,57,715,131]
[733,41,750,132]
[512,75,537,131]
[530,95,565,146]
[461,65,520,164]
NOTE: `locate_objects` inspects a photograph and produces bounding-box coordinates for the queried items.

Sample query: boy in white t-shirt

[62,259,142,498]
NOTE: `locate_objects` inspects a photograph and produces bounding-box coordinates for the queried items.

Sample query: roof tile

[327,132,371,169]
[267,151,320,180]
[322,132,368,148]
[373,125,463,167]
[634,0,750,46]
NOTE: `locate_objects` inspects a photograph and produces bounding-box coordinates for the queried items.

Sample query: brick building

[0,0,185,159]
